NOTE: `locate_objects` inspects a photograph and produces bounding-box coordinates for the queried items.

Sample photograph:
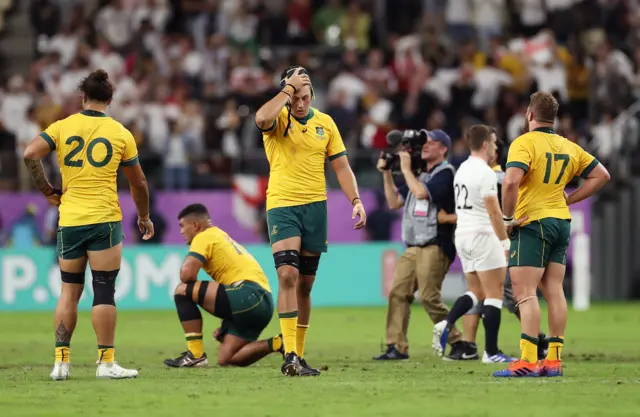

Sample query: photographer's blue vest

[401,162,456,247]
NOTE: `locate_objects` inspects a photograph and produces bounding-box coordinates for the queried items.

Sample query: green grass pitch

[0,304,639,416]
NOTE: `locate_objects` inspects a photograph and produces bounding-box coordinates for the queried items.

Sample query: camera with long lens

[380,129,427,175]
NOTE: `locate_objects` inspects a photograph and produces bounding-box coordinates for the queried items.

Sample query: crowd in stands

[0,0,639,193]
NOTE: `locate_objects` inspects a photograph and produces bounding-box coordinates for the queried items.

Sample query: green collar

[293,107,314,125]
[81,110,108,117]
[533,127,555,134]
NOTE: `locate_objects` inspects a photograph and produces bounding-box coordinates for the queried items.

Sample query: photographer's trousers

[386,245,462,354]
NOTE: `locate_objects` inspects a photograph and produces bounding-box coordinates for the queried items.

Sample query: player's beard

[523,117,529,133]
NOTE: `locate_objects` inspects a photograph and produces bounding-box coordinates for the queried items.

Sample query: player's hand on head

[352,199,367,229]
[138,216,155,240]
[285,69,311,91]
[398,151,411,172]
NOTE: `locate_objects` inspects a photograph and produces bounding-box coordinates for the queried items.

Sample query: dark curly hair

[78,69,115,103]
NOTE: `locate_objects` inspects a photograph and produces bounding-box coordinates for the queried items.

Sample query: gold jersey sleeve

[262,107,347,210]
[188,227,271,291]
[41,111,140,227]
[506,129,599,224]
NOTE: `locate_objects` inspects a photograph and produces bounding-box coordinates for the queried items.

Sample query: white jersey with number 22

[453,156,498,235]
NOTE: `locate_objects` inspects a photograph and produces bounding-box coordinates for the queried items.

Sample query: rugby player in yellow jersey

[23,69,154,381]
[163,204,283,368]
[255,66,366,376]
[494,91,610,378]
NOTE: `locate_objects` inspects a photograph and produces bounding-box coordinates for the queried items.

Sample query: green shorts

[220,281,274,342]
[57,221,124,260]
[266,201,328,253]
[508,218,571,268]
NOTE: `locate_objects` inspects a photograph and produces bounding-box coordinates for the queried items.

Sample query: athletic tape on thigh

[515,295,537,308]
[299,255,320,276]
[185,282,195,300]
[197,280,209,305]
[61,271,85,285]
[215,284,232,320]
[273,250,300,269]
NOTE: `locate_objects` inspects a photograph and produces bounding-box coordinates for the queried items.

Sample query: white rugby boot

[50,361,70,381]
[96,361,139,379]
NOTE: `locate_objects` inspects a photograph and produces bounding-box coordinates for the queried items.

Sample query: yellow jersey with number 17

[261,107,347,210]
[506,127,599,225]
[40,110,139,227]
[187,227,271,291]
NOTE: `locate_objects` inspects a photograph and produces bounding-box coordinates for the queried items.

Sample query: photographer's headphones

[279,66,315,137]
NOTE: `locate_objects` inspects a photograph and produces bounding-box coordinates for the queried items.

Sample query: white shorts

[455,231,507,273]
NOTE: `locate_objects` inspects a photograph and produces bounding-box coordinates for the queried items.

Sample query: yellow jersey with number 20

[506,127,599,225]
[40,110,139,227]
[188,226,271,291]
[262,107,347,210]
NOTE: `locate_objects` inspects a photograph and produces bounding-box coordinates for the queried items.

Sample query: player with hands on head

[255,65,365,376]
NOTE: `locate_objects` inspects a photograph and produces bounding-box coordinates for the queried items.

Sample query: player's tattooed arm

[23,158,56,196]
[55,321,72,343]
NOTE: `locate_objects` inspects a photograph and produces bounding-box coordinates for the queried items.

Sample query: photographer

[373,130,473,361]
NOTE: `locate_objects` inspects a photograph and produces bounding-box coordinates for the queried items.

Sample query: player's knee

[217,354,241,367]
[174,283,187,296]
[217,356,232,367]
[277,266,298,290]
[484,284,503,300]
[91,269,119,307]
[297,276,314,298]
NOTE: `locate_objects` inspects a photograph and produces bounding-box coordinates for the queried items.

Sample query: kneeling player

[433,125,516,362]
[164,204,283,368]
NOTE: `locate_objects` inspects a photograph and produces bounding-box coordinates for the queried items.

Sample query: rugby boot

[299,358,321,376]
[493,359,539,377]
[164,351,209,368]
[538,359,563,377]
[281,352,301,376]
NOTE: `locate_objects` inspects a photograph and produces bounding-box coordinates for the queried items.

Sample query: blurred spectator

[340,0,371,51]
[0,0,636,196]
[163,120,196,190]
[96,0,134,51]
[7,205,41,249]
[312,0,344,46]
[286,0,312,46]
[16,107,41,191]
[0,75,33,136]
[43,205,59,247]
[364,190,398,241]
[90,37,125,78]
[30,0,62,56]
